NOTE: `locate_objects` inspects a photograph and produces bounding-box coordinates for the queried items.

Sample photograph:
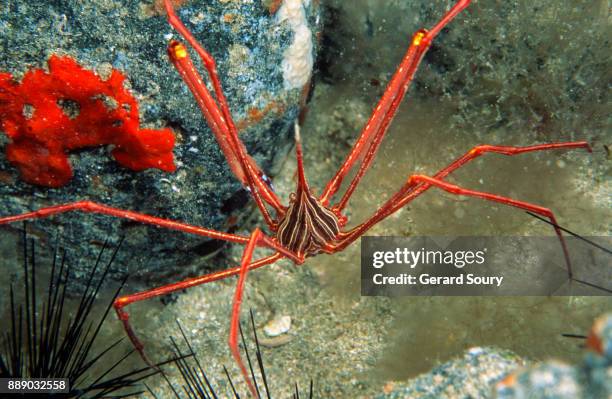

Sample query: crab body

[276,185,340,257]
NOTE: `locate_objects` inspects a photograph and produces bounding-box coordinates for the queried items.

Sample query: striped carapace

[276,126,341,257]
[276,185,341,257]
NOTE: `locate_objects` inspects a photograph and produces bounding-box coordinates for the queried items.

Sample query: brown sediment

[586,317,604,355]
[91,175,113,196]
[223,13,247,33]
[586,331,603,355]
[144,0,190,17]
[498,373,518,389]
[91,175,103,189]
[264,0,284,15]
[0,171,15,185]
[224,215,239,229]
[236,100,287,132]
[383,382,396,394]
[298,77,313,125]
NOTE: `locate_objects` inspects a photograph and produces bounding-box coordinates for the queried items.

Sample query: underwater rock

[496,313,612,399]
[0,0,321,292]
[496,362,583,399]
[375,346,525,398]
[378,314,612,398]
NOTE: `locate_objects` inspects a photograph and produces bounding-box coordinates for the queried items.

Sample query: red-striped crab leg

[328,142,592,280]
[320,0,472,212]
[164,0,284,228]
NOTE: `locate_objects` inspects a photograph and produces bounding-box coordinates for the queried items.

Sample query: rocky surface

[375,347,525,399]
[494,313,612,399]
[376,312,612,399]
[0,0,321,292]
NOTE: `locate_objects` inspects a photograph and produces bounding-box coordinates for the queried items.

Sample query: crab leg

[384,142,590,221]
[320,0,472,209]
[114,228,293,398]
[0,201,248,243]
[164,0,283,226]
[0,202,304,381]
[0,201,300,259]
[166,42,277,229]
[114,251,282,372]
[331,142,591,279]
[228,228,264,398]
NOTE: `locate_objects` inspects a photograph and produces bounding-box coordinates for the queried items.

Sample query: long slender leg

[320,0,472,207]
[163,0,283,223]
[164,0,281,211]
[331,142,592,277]
[0,202,304,372]
[114,251,282,369]
[334,174,575,276]
[167,41,278,229]
[0,201,249,244]
[228,228,264,398]
[383,142,590,222]
[0,201,301,261]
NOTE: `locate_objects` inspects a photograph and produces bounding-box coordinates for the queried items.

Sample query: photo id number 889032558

[0,378,69,394]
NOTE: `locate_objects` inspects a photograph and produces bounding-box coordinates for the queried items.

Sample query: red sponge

[0,55,176,187]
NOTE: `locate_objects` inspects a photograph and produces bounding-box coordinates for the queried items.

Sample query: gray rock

[496,362,583,399]
[495,313,612,399]
[0,0,321,292]
[374,347,525,399]
[376,315,612,399]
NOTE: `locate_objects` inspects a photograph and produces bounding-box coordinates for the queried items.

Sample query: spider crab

[0,0,592,396]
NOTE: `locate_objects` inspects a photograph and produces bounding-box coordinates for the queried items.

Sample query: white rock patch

[277,0,313,89]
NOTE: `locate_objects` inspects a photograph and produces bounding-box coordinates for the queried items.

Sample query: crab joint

[412,29,428,46]
[169,40,188,60]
